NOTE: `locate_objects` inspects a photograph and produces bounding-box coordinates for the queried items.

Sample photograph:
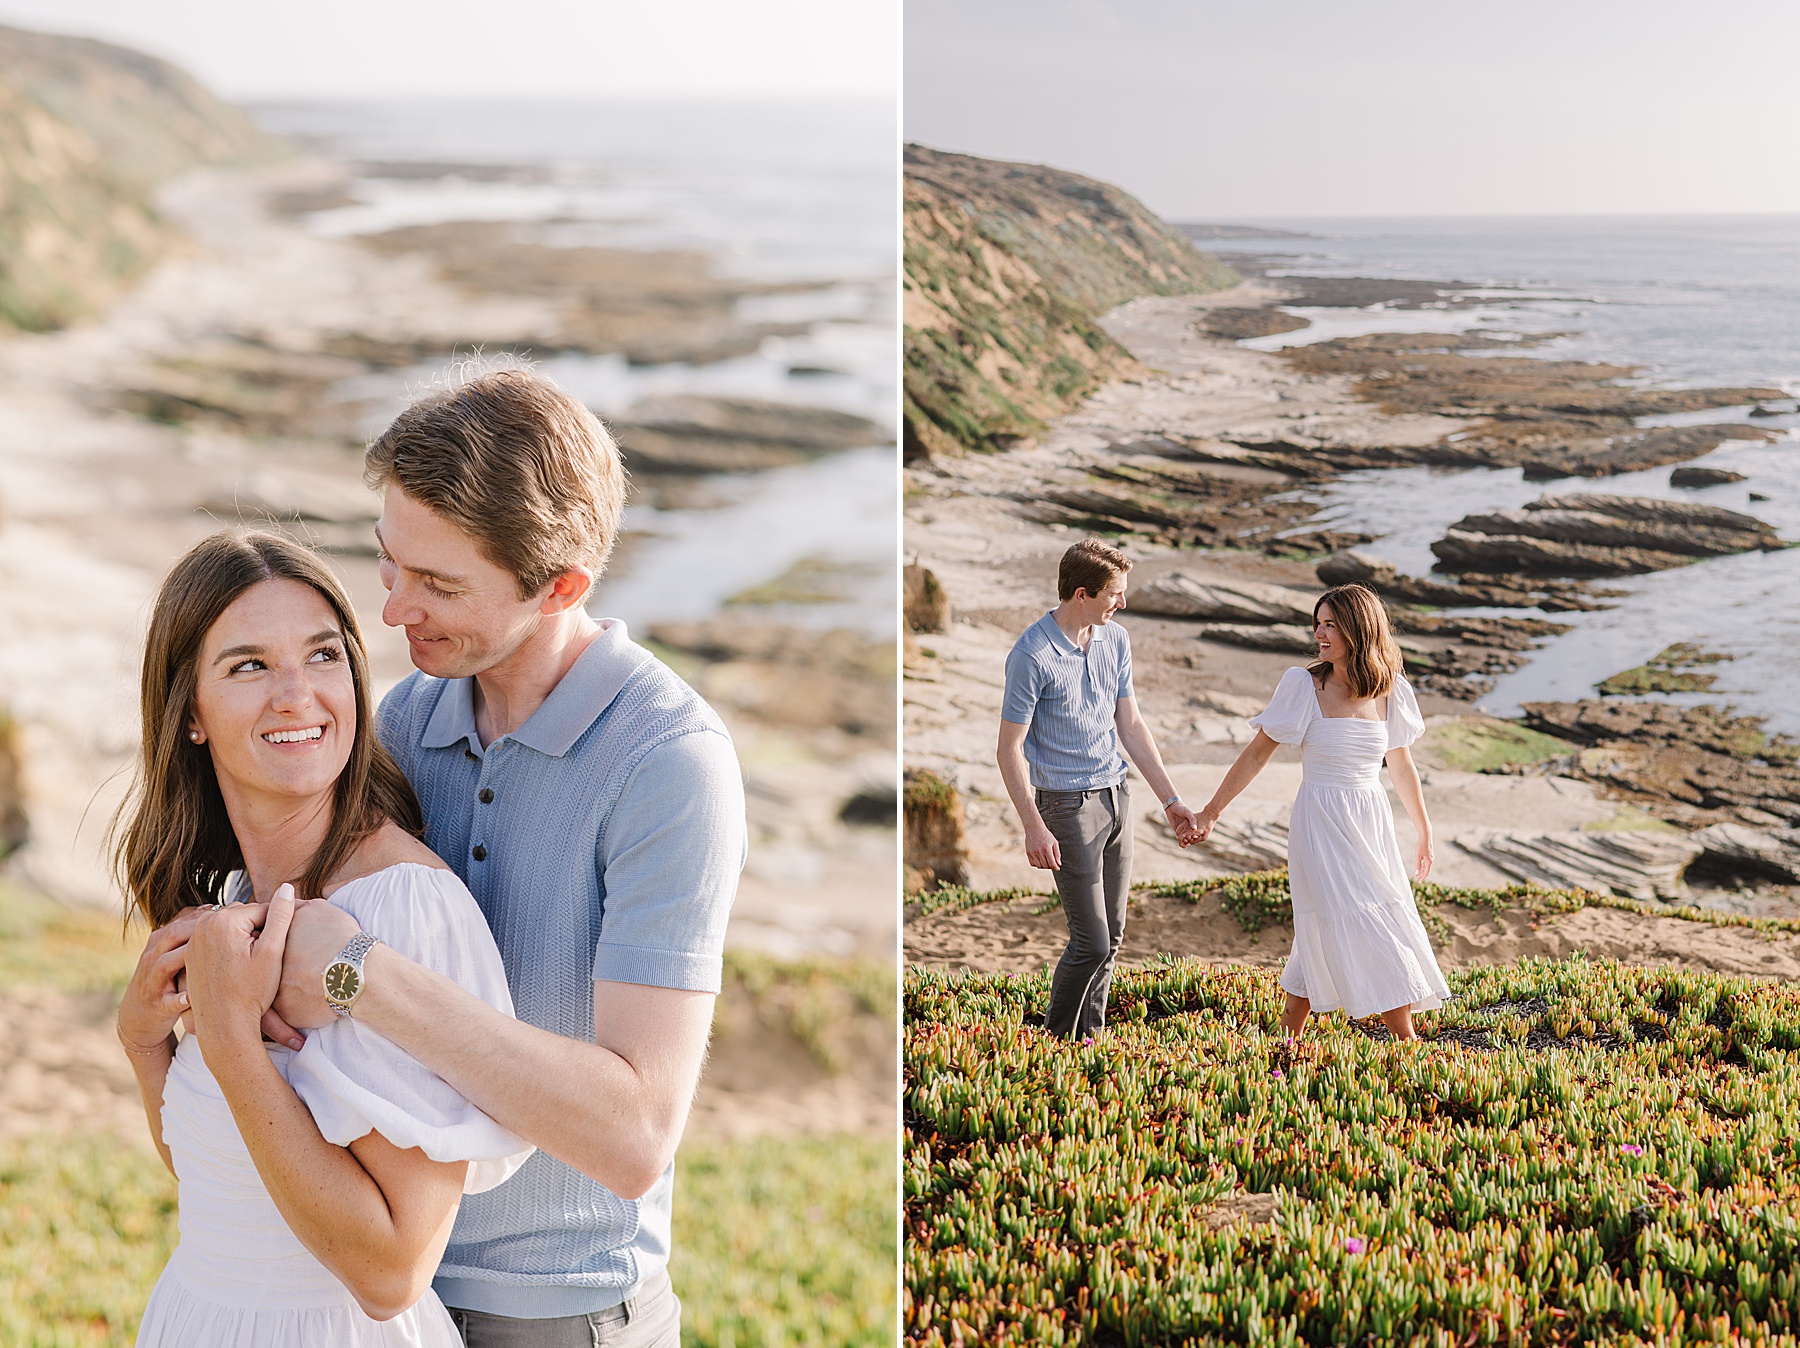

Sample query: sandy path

[0,983,893,1149]
[906,890,1800,984]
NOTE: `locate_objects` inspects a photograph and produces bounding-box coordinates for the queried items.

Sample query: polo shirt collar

[419,619,656,759]
[1037,609,1085,656]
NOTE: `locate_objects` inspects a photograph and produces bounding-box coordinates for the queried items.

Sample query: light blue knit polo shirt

[1001,610,1135,792]
[376,620,746,1319]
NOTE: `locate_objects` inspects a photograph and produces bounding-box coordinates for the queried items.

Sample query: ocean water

[1204,217,1800,732]
[251,99,897,636]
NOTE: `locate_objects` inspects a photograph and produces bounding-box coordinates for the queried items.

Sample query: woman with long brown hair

[1192,583,1451,1041]
[111,530,531,1346]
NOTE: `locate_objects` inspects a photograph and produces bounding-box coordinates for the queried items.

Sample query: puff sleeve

[282,864,534,1194]
[1248,667,1316,745]
[1386,675,1427,751]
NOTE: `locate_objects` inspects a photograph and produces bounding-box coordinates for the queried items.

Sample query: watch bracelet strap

[1162,793,1183,809]
[339,932,379,966]
[327,933,381,1016]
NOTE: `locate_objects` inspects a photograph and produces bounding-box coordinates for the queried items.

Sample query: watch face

[324,961,362,1004]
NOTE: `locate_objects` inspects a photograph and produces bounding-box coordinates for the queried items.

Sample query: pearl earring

[189,730,203,743]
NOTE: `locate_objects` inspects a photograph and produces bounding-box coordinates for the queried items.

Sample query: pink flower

[1345,1237,1366,1254]
[1082,1037,1094,1045]
[1620,1143,1644,1157]
[1271,1068,1283,1078]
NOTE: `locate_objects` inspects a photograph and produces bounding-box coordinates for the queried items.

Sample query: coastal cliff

[0,24,270,329]
[903,144,1237,462]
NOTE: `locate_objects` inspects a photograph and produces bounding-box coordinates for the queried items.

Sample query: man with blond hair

[997,538,1197,1040]
[264,367,745,1346]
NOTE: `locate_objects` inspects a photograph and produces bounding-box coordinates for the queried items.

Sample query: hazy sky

[0,0,896,99]
[907,0,1800,218]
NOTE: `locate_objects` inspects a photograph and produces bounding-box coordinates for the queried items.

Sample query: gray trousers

[447,1273,680,1348]
[1038,782,1133,1038]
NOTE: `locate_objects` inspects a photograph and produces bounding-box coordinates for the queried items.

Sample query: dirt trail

[906,891,1800,985]
[0,982,893,1149]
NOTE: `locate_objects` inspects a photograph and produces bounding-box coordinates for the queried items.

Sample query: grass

[675,1134,897,1348]
[912,884,1044,919]
[0,1135,179,1348]
[1583,806,1684,835]
[0,1131,896,1348]
[906,957,1800,1346]
[1143,868,1800,940]
[721,949,896,1073]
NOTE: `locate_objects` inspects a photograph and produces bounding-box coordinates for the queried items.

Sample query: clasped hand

[118,886,313,1056]
[1029,802,1210,866]
[1165,801,1206,848]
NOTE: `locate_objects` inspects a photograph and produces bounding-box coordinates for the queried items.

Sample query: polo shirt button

[464,748,479,762]
[479,789,494,804]
[472,845,488,862]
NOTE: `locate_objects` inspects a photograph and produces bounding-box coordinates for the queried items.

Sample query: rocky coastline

[905,215,1800,961]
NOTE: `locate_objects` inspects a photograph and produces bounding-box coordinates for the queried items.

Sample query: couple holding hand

[997,539,1450,1045]
[115,369,745,1348]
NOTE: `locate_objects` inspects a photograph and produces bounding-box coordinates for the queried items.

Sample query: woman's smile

[191,577,357,807]
[260,723,329,746]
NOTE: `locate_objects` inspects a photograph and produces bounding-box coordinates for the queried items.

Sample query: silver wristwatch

[322,933,380,1017]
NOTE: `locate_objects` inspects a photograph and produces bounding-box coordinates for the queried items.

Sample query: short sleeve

[1114,629,1135,701]
[283,864,535,1195]
[591,728,746,993]
[1000,639,1041,725]
[1386,675,1426,751]
[1248,667,1316,745]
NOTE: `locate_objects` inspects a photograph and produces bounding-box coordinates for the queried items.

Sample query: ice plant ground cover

[906,955,1800,1345]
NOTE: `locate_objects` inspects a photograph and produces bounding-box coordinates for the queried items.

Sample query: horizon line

[1168,210,1800,222]
[240,90,898,107]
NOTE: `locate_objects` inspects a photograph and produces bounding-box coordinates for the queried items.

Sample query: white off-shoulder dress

[136,862,534,1348]
[1250,667,1452,1019]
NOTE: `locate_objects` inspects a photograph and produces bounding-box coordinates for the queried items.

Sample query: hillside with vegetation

[903,144,1238,463]
[0,23,270,330]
